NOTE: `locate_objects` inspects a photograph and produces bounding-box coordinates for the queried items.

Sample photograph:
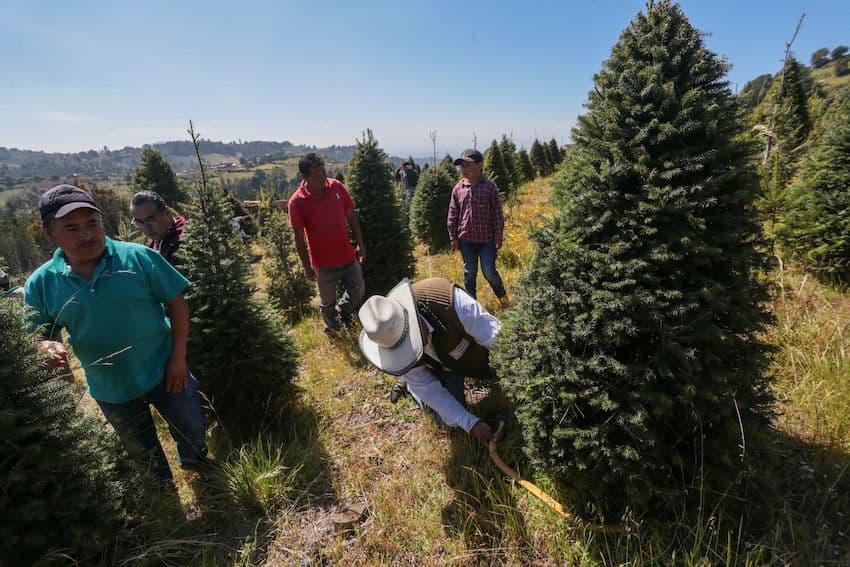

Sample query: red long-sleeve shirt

[447,177,505,247]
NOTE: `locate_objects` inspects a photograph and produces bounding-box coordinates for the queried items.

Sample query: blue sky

[1,1,847,158]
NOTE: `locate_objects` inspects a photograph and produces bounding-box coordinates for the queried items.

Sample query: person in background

[288,153,366,334]
[447,149,510,308]
[130,190,185,267]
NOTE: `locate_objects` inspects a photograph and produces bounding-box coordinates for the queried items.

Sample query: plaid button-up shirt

[447,177,505,246]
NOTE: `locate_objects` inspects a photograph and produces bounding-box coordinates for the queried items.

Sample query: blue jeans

[97,374,208,484]
[458,239,506,299]
[408,370,465,426]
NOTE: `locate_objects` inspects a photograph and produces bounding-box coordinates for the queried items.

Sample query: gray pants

[316,260,365,330]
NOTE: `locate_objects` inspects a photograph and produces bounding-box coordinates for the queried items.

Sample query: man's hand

[37,340,70,370]
[450,240,459,251]
[356,243,366,265]
[496,241,503,250]
[165,354,188,393]
[303,264,317,282]
[470,420,493,447]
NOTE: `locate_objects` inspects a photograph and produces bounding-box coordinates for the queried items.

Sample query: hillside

[48,174,848,565]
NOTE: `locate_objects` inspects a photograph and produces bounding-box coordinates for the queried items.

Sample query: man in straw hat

[358,276,502,446]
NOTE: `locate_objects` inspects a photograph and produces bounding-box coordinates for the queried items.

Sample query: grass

[62,174,850,565]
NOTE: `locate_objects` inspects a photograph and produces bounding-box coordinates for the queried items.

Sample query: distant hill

[0,140,362,181]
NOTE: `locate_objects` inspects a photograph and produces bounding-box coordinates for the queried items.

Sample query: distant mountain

[0,140,363,180]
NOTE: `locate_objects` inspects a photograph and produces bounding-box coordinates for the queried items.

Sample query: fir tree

[0,299,132,564]
[529,138,549,177]
[439,153,459,181]
[492,1,774,516]
[516,148,536,183]
[346,129,415,296]
[499,134,520,189]
[263,207,315,322]
[178,123,298,437]
[409,166,456,253]
[751,57,812,228]
[776,106,850,282]
[484,139,513,198]
[547,138,562,169]
[133,148,187,205]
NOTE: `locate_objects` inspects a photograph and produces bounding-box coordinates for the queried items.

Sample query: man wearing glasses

[130,191,185,267]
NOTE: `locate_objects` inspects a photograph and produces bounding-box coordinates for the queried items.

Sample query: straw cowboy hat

[357,279,423,376]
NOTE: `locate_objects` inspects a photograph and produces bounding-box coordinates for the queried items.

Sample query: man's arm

[492,184,505,249]
[165,294,189,393]
[292,227,316,281]
[345,208,366,264]
[448,188,459,250]
[453,287,502,349]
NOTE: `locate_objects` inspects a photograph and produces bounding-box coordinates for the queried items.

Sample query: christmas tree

[178,123,299,437]
[263,206,315,322]
[516,148,536,183]
[133,148,187,205]
[529,138,550,177]
[492,1,774,516]
[0,299,131,564]
[777,106,850,282]
[484,139,512,197]
[346,130,415,296]
[409,165,456,253]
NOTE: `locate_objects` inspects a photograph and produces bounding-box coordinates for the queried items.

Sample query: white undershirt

[403,287,501,432]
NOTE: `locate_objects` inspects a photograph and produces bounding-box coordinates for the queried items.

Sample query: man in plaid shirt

[447,149,509,307]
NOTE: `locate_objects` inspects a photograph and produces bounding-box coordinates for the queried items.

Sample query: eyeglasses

[132,215,160,227]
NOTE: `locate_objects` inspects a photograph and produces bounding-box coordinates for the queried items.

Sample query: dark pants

[97,374,208,484]
[458,239,506,299]
[316,260,366,330]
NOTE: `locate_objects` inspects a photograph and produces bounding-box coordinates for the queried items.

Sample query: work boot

[497,294,511,309]
[389,377,408,404]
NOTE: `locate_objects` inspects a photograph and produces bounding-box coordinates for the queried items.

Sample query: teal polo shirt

[24,237,189,403]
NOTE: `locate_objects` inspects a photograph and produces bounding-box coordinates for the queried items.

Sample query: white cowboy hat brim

[358,279,423,376]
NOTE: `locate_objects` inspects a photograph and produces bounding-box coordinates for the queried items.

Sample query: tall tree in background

[133,148,187,205]
[516,148,535,183]
[498,134,520,189]
[777,106,850,282]
[0,299,132,564]
[484,139,513,198]
[547,138,563,169]
[439,153,458,181]
[178,123,298,437]
[346,130,415,296]
[409,165,455,253]
[753,57,812,227]
[529,138,549,178]
[492,1,773,516]
[263,207,315,322]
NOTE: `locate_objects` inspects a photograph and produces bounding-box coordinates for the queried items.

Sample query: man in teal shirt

[25,185,208,486]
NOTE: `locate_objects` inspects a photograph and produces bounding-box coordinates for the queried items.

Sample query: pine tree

[499,134,520,189]
[410,166,456,253]
[547,138,562,169]
[346,129,415,296]
[516,148,535,183]
[178,123,298,437]
[439,153,458,181]
[491,1,774,516]
[133,148,187,205]
[263,207,315,322]
[0,299,132,564]
[484,139,513,198]
[752,58,812,228]
[776,106,850,282]
[529,138,549,178]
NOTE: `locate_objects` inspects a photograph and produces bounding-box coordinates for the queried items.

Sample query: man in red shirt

[447,149,509,307]
[288,153,366,333]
